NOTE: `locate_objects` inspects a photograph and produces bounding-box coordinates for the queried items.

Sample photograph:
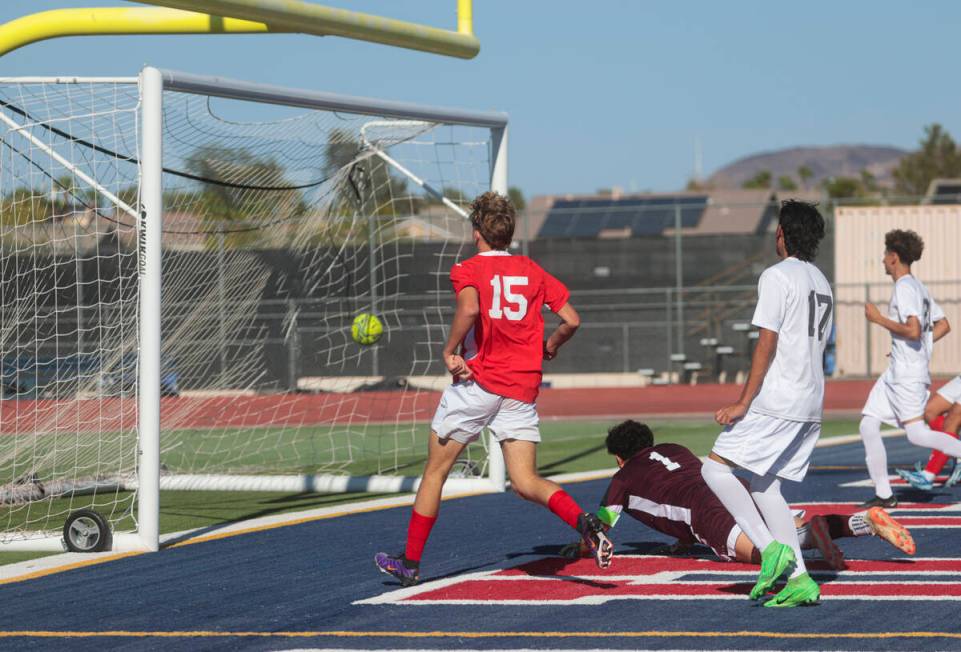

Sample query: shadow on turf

[894,488,953,503]
[160,491,397,547]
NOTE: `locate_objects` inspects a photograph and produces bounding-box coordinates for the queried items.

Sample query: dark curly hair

[605,420,654,460]
[469,191,515,250]
[885,229,924,265]
[778,200,825,262]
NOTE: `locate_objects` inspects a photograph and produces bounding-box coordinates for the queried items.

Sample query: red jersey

[450,251,570,403]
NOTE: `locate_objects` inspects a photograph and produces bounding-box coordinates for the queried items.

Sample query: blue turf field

[2,436,961,651]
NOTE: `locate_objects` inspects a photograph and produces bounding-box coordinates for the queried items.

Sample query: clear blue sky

[2,1,959,198]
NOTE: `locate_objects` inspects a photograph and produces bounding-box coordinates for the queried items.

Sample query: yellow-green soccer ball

[351,313,383,345]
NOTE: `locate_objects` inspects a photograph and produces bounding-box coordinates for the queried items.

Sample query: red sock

[547,489,583,529]
[404,510,437,562]
[925,414,954,475]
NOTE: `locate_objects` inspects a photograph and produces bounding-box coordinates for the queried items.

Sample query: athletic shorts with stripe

[937,375,961,405]
[690,502,742,561]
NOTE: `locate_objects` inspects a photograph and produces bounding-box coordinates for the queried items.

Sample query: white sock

[860,416,892,499]
[750,473,807,579]
[905,421,961,457]
[701,458,774,551]
[848,511,872,537]
[796,521,813,549]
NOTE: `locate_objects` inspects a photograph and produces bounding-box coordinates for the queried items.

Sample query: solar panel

[537,195,707,238]
[538,212,576,237]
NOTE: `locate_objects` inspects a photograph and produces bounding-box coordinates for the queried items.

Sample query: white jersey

[883,275,943,384]
[749,257,833,422]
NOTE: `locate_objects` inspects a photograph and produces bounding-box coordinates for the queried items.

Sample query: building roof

[534,191,709,239]
[529,189,827,239]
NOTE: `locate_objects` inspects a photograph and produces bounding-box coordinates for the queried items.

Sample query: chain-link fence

[6,194,961,395]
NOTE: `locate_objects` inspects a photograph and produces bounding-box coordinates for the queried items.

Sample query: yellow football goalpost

[0,0,479,59]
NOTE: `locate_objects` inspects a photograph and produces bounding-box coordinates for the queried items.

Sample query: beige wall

[834,205,961,378]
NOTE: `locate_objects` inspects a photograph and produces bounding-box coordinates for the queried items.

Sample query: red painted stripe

[406,579,748,601]
[496,556,744,577]
[891,477,950,486]
[406,579,961,602]
[791,503,953,517]
[824,583,961,597]
[897,517,961,526]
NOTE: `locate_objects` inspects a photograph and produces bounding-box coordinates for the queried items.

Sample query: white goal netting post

[0,67,508,551]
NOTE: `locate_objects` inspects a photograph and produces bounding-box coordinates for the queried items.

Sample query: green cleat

[749,541,795,600]
[763,572,820,607]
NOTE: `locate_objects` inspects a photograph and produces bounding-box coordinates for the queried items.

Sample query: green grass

[0,418,862,568]
[534,417,862,476]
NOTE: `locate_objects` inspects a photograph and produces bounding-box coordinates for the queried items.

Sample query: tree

[507,186,526,211]
[324,128,409,217]
[742,170,772,189]
[797,165,813,190]
[184,145,307,248]
[0,187,50,227]
[860,169,879,193]
[685,178,713,191]
[777,175,798,191]
[892,124,961,196]
[823,176,863,199]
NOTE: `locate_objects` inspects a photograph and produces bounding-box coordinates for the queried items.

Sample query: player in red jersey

[375,192,612,586]
[896,376,961,490]
[564,420,915,571]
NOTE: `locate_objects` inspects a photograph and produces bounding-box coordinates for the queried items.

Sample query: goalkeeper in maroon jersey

[374,192,612,587]
[565,420,914,571]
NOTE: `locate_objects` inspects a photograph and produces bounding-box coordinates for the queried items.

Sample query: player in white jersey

[702,200,832,608]
[859,229,953,507]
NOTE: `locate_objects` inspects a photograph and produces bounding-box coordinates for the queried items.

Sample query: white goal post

[0,66,508,552]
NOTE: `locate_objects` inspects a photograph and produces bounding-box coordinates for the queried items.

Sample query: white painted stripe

[815,429,904,448]
[356,570,498,605]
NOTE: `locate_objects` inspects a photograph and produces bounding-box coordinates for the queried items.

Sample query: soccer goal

[0,67,508,552]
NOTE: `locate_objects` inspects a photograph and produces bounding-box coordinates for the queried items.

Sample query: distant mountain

[706,145,908,190]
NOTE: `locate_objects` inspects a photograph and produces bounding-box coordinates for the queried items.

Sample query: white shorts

[862,376,928,427]
[430,381,540,445]
[937,376,961,405]
[712,411,821,482]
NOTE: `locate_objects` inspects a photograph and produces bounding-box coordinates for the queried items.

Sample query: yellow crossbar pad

[0,7,280,57]
[133,0,479,58]
[0,2,478,59]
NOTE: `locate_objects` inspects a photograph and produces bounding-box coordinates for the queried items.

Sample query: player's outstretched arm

[933,318,951,342]
[544,303,580,360]
[864,304,922,341]
[442,287,480,380]
[716,327,777,425]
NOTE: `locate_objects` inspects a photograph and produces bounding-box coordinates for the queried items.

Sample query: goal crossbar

[159,69,508,128]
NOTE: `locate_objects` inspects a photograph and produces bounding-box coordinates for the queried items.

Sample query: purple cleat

[374,552,420,586]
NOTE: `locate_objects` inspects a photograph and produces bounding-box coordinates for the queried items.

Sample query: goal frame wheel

[62,509,113,553]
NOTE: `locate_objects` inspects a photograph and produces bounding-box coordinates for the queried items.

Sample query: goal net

[0,68,508,551]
